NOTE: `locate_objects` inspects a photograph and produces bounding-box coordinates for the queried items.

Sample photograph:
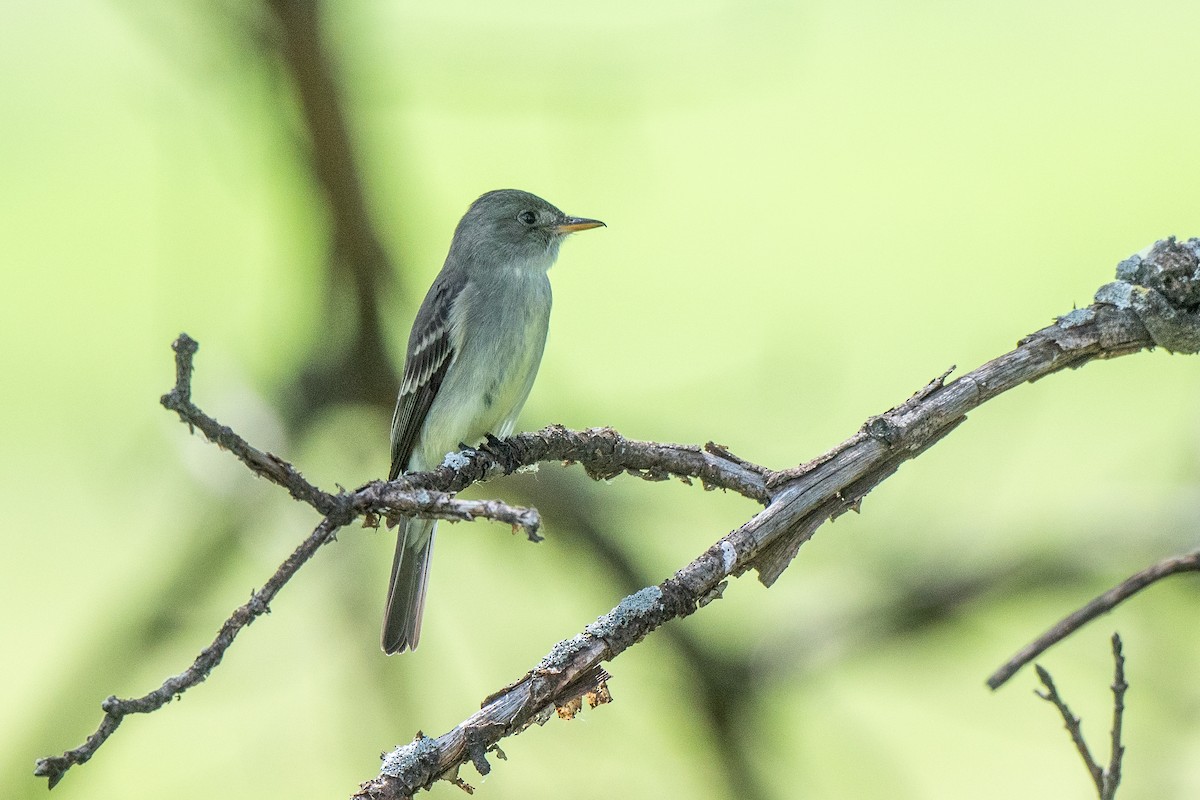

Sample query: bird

[382,189,605,654]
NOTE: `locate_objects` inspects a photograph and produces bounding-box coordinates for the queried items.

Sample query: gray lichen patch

[583,586,664,647]
[381,733,440,778]
[1116,254,1144,282]
[1134,237,1200,309]
[537,634,591,673]
[1093,238,1200,353]
[1094,282,1134,309]
[1058,307,1097,327]
[1131,287,1200,354]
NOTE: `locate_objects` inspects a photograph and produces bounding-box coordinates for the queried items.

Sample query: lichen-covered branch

[355,242,1200,799]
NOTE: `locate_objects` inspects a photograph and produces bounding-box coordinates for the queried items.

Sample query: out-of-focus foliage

[3,1,1200,799]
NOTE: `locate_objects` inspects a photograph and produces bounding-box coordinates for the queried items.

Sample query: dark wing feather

[388,271,462,480]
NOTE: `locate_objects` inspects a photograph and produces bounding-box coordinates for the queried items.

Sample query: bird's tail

[381,517,436,654]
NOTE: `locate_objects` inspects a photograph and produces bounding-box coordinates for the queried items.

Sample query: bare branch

[988,549,1200,689]
[1031,634,1128,800]
[361,487,543,542]
[35,237,1200,793]
[160,333,339,513]
[34,514,348,788]
[157,332,545,535]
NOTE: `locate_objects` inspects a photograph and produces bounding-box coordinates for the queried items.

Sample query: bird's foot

[479,433,521,473]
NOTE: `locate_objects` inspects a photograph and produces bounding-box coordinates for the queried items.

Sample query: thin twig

[159,333,338,514]
[988,549,1200,689]
[363,489,543,541]
[1035,664,1105,794]
[34,515,349,787]
[1105,634,1128,800]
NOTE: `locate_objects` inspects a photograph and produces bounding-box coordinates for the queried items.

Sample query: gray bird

[383,189,605,654]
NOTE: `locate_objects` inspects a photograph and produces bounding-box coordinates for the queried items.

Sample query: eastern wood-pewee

[383,189,604,654]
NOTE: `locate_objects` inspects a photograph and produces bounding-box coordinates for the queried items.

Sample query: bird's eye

[518,211,537,225]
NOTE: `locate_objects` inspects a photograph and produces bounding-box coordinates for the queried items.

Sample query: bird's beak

[554,217,606,234]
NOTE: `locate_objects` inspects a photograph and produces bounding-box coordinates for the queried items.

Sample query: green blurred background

[4,1,1200,798]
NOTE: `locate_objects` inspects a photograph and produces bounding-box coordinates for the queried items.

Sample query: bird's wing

[388,271,464,480]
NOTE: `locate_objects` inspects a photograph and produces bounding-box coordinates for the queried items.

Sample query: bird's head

[451,189,605,270]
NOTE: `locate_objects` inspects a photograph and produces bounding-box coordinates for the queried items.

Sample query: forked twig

[1033,634,1128,800]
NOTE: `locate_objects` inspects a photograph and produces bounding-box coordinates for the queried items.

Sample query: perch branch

[988,548,1200,689]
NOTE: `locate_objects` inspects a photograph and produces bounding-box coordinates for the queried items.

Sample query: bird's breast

[414,272,552,469]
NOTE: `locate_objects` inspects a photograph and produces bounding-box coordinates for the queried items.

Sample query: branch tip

[988,548,1200,689]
